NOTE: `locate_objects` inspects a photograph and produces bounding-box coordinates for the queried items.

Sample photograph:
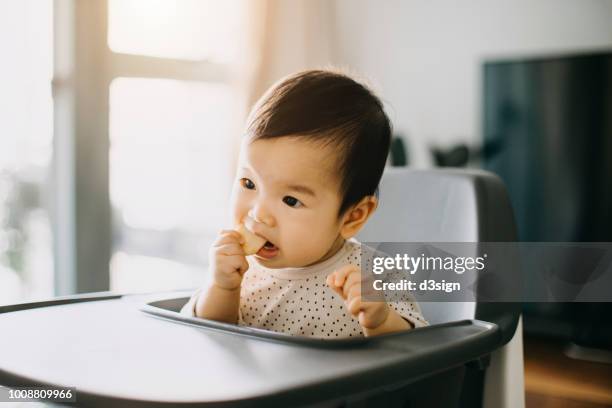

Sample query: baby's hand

[326,264,390,330]
[209,230,249,290]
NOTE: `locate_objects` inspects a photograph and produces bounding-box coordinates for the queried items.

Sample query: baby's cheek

[230,190,249,223]
[281,224,319,262]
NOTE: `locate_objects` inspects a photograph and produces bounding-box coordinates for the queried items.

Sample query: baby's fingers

[331,264,360,287]
[215,242,245,257]
[325,275,344,297]
[342,271,362,299]
[221,254,249,275]
[346,295,364,316]
[326,264,360,300]
[213,230,244,247]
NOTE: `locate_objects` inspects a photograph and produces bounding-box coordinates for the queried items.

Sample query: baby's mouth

[263,240,277,250]
[257,240,279,258]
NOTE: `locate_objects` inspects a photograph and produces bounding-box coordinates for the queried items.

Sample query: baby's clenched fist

[326,264,390,331]
[209,230,250,290]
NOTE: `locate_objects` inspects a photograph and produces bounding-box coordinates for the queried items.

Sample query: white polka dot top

[181,238,428,339]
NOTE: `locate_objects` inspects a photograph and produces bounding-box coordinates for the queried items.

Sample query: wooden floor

[524,336,612,408]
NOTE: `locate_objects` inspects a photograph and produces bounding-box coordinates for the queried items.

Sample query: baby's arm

[193,230,250,323]
[326,264,412,336]
[194,284,241,323]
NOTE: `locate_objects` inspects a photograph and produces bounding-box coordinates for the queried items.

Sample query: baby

[181,70,427,338]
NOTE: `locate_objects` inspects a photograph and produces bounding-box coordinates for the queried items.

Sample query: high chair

[0,168,523,407]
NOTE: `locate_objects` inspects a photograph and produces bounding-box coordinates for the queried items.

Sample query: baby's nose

[248,204,275,228]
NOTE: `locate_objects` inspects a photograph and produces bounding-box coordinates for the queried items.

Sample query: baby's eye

[282,196,303,208]
[240,178,256,190]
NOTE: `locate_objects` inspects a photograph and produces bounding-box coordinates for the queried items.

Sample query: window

[0,0,249,302]
[0,0,54,305]
[109,78,235,292]
[108,0,244,63]
[106,0,246,293]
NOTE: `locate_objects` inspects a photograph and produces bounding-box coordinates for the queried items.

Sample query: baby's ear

[340,196,378,239]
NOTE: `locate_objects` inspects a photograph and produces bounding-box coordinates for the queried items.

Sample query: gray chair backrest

[357,168,518,328]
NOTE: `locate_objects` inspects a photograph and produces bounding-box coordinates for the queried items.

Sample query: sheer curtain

[246,0,336,107]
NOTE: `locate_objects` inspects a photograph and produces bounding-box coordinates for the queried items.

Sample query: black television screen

[482,51,612,347]
[483,51,612,242]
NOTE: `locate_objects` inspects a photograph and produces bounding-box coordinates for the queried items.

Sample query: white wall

[330,0,612,166]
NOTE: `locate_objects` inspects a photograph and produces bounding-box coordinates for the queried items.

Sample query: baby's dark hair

[246,69,392,217]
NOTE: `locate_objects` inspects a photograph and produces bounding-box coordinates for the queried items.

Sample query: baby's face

[231,137,345,268]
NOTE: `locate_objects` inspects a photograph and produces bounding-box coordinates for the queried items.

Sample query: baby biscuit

[236,224,266,255]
